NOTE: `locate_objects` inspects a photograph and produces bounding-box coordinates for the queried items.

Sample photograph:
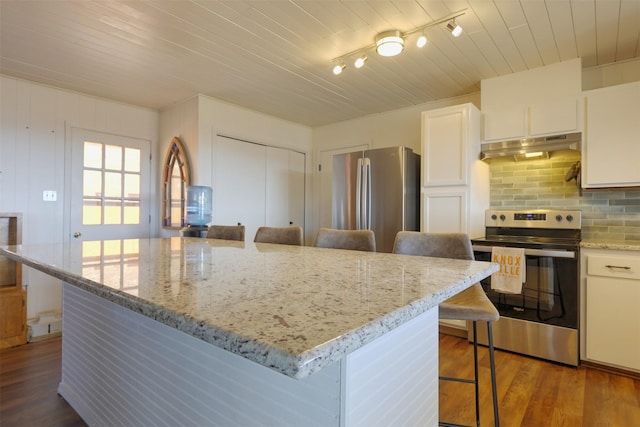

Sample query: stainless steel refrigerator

[332,146,420,253]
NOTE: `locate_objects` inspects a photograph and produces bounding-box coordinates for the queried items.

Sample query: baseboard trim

[439,324,467,339]
[581,360,640,380]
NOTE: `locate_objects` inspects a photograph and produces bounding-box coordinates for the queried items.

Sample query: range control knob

[499,214,506,221]
[556,215,563,222]
[491,214,497,220]
[567,215,574,222]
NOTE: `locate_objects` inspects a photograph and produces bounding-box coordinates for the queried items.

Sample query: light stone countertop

[0,237,498,379]
[581,239,640,251]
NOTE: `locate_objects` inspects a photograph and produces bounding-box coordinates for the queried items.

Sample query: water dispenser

[182,185,212,237]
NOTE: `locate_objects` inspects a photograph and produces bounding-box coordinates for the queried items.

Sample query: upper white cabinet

[481,58,582,142]
[582,81,640,188]
[421,103,488,239]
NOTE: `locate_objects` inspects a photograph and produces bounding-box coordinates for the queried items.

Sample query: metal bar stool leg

[487,321,500,427]
[472,321,480,427]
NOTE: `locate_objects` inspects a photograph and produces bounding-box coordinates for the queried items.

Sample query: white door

[288,150,305,228]
[70,128,151,241]
[212,135,266,241]
[266,147,305,228]
[318,145,368,229]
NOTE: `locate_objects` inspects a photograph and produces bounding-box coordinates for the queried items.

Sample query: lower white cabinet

[581,249,640,372]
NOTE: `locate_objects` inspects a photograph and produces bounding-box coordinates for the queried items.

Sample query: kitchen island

[0,237,498,426]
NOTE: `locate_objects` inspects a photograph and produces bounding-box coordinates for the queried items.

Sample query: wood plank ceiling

[1,1,638,127]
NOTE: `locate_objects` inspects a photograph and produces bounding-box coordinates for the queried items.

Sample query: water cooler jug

[182,185,212,238]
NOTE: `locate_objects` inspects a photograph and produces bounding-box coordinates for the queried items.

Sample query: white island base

[59,284,439,426]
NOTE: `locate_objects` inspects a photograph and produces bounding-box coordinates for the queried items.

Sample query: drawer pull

[605,265,631,270]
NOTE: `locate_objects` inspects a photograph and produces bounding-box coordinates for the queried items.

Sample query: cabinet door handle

[605,265,631,270]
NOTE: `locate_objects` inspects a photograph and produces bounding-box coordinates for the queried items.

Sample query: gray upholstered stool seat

[254,226,304,246]
[393,231,500,427]
[313,228,376,252]
[206,224,245,241]
[440,283,499,323]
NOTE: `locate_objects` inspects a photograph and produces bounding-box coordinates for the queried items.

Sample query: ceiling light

[416,34,427,48]
[330,9,466,75]
[375,30,404,57]
[354,55,367,69]
[447,20,463,37]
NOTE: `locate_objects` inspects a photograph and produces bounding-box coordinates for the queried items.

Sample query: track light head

[332,63,345,75]
[447,20,463,37]
[354,55,367,69]
[416,34,427,48]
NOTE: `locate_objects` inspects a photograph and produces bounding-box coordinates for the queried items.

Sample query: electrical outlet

[43,190,57,202]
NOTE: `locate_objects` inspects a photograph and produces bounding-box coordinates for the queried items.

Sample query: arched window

[162,137,190,228]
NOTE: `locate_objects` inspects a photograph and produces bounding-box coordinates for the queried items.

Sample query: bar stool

[392,231,500,427]
[313,228,376,252]
[254,226,304,246]
[206,224,245,241]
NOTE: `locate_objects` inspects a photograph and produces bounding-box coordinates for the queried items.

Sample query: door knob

[73,232,82,238]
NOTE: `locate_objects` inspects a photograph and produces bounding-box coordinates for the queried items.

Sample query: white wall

[0,75,159,319]
[583,57,640,90]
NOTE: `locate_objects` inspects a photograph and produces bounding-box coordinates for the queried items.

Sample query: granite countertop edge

[580,239,640,251]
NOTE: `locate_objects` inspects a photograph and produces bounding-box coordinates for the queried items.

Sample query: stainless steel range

[471,209,581,366]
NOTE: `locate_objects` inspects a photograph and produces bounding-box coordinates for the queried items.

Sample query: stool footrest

[439,422,474,427]
[439,375,476,384]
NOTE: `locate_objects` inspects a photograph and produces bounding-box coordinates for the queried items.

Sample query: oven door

[472,246,578,329]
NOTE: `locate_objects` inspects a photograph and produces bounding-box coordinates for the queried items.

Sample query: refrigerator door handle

[363,158,371,229]
[356,158,363,229]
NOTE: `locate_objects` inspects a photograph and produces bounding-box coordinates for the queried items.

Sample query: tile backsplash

[488,150,640,241]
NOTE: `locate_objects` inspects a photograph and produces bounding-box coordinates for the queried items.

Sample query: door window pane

[104,202,122,225]
[83,170,102,197]
[125,148,141,172]
[83,199,102,225]
[124,174,140,198]
[84,142,102,168]
[124,201,139,224]
[104,172,122,198]
[105,145,123,170]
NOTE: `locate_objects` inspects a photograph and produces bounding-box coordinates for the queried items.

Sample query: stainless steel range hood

[480,132,581,161]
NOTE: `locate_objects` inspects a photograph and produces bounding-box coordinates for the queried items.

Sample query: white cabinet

[582,81,640,188]
[581,248,640,372]
[421,103,488,239]
[212,136,305,241]
[481,58,582,142]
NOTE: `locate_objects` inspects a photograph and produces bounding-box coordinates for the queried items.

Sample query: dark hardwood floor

[1,335,639,426]
[0,337,85,427]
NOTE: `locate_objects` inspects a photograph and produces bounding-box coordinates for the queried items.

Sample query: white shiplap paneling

[60,283,441,426]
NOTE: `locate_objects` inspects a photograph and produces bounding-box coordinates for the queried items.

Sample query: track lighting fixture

[447,19,463,37]
[330,9,466,75]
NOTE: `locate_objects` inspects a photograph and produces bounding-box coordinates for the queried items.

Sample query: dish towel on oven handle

[490,247,526,294]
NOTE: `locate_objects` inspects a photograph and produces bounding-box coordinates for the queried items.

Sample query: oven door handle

[472,245,577,259]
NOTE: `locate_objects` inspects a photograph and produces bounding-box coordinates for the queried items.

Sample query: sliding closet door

[212,135,266,241]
